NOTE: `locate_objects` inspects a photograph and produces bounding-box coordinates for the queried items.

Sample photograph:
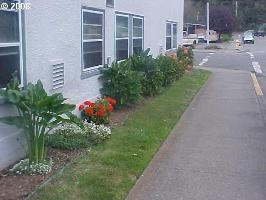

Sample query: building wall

[24,0,184,103]
[0,0,184,170]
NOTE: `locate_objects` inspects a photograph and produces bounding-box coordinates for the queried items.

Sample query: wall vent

[52,63,64,90]
[106,0,114,8]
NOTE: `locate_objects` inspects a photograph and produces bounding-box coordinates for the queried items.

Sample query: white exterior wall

[0,0,184,170]
[23,0,184,104]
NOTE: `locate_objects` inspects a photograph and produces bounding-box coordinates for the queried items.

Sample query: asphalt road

[194,37,266,118]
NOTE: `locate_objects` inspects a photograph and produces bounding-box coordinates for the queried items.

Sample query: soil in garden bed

[0,105,138,200]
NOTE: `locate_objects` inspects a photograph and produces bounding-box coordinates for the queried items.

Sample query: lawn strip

[31,69,211,200]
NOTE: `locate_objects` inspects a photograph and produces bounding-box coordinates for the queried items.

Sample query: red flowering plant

[78,97,116,124]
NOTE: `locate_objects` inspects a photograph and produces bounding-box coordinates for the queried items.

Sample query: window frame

[115,13,129,61]
[166,21,177,50]
[0,0,23,88]
[115,12,144,61]
[132,16,144,55]
[81,8,104,72]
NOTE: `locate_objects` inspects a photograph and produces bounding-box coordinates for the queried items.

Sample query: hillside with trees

[185,0,266,31]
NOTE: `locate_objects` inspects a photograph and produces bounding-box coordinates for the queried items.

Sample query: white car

[242,31,255,44]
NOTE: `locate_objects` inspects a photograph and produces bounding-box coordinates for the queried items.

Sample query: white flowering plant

[46,123,88,150]
[46,121,111,150]
[10,158,52,175]
[84,121,112,144]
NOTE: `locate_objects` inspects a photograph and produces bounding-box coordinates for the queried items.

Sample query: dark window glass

[173,24,177,48]
[116,15,128,38]
[133,18,143,37]
[133,39,142,54]
[166,23,171,36]
[82,10,104,70]
[83,12,102,26]
[166,37,171,50]
[0,46,20,88]
[83,24,102,40]
[0,10,19,43]
[83,41,102,69]
[83,12,103,40]
[116,39,128,61]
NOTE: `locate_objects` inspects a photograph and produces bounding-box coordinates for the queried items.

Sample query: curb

[193,48,249,54]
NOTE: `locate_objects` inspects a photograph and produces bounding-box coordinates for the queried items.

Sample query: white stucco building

[0,0,184,170]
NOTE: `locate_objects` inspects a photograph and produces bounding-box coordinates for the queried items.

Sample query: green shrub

[141,69,163,96]
[100,62,142,107]
[156,55,179,86]
[187,47,194,66]
[128,49,163,96]
[220,34,233,42]
[177,46,193,69]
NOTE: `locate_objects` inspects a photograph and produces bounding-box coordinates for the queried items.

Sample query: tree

[209,5,236,39]
[187,0,266,30]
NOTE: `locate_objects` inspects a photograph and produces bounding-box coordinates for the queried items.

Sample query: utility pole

[207,1,210,45]
[235,1,238,17]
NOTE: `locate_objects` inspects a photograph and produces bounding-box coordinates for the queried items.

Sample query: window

[115,13,144,61]
[0,0,22,88]
[173,23,177,48]
[166,22,177,50]
[82,9,104,71]
[133,17,143,54]
[106,0,114,8]
[116,15,129,61]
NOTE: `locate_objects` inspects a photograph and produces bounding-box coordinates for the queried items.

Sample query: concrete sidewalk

[126,68,266,200]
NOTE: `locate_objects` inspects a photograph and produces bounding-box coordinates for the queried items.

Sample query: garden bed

[0,47,199,200]
[31,69,210,200]
[0,69,210,200]
[0,106,137,200]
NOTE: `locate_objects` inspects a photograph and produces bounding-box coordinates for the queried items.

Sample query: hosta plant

[0,77,76,167]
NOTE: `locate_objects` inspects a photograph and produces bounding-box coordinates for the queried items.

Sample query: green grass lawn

[31,69,210,200]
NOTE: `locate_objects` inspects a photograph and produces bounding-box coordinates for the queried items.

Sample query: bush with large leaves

[100,62,142,107]
[0,77,76,164]
[128,48,163,96]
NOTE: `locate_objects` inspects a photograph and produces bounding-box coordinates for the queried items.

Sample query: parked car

[242,31,255,44]
[254,30,265,37]
[182,31,198,47]
[204,30,218,43]
[246,30,255,35]
[255,23,266,37]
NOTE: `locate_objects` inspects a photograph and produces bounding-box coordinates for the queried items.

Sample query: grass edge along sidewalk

[31,69,211,200]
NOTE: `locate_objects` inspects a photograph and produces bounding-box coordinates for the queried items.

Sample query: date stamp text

[0,2,31,10]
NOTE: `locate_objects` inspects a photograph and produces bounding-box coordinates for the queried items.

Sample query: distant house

[0,0,184,170]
